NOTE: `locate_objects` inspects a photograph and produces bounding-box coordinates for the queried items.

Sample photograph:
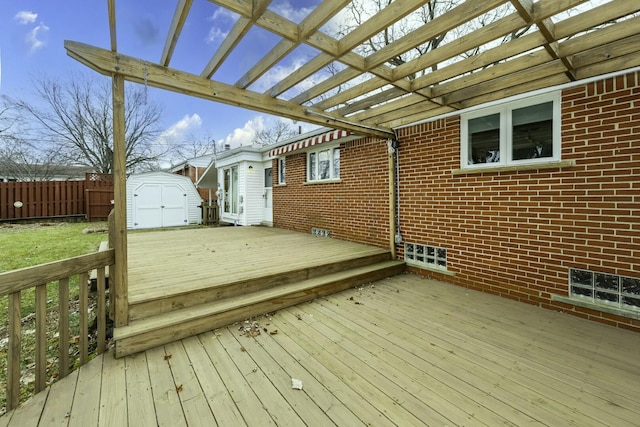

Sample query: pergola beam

[64,40,394,139]
[235,0,351,89]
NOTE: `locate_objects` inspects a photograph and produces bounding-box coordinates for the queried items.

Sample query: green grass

[0,222,107,273]
[0,221,108,412]
[0,222,107,319]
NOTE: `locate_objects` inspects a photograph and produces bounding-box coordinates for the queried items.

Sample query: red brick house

[270,68,640,332]
[170,155,215,201]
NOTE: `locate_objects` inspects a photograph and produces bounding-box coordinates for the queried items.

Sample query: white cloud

[159,114,203,144]
[26,23,50,53]
[14,11,38,25]
[218,116,265,148]
[271,1,314,23]
[253,56,309,92]
[206,27,228,45]
[206,7,237,44]
[211,7,238,23]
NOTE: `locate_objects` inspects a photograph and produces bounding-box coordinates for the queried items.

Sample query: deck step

[114,260,405,357]
[128,250,392,320]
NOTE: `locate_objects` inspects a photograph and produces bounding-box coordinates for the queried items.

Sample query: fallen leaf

[295,314,302,320]
[176,384,183,393]
[269,330,278,335]
[163,353,172,361]
[240,346,247,352]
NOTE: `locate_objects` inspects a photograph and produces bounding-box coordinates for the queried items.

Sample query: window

[569,268,640,310]
[461,93,561,169]
[278,158,286,184]
[308,146,340,182]
[405,243,447,271]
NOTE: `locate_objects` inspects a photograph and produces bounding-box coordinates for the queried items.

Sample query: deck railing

[0,249,114,412]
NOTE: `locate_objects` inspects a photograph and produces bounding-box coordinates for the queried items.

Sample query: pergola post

[111,73,129,327]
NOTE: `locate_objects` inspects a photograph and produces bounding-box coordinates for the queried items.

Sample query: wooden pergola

[64,0,640,327]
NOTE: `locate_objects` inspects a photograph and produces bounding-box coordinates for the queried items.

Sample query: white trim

[306,143,340,183]
[396,66,640,130]
[460,92,561,170]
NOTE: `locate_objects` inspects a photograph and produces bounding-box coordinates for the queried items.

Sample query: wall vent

[311,227,330,237]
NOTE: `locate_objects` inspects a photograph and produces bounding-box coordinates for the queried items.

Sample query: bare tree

[252,120,299,146]
[9,74,165,174]
[0,97,68,181]
[334,0,466,78]
[171,132,218,159]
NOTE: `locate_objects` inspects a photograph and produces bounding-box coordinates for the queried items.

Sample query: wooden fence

[0,174,114,222]
[85,173,114,222]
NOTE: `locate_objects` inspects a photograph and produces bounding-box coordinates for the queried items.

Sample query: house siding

[273,138,390,247]
[272,70,640,332]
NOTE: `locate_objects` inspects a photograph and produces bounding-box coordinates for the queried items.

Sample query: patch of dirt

[0,222,65,233]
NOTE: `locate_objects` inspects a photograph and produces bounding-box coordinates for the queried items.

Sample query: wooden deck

[3,273,639,426]
[126,226,391,306]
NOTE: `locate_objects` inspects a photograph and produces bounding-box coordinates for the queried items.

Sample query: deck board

[4,273,640,426]
[126,227,389,303]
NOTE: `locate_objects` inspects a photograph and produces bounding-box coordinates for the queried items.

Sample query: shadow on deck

[3,274,639,426]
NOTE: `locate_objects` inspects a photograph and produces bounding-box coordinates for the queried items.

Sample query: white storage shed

[126,171,203,229]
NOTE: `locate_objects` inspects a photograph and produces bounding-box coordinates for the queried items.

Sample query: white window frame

[460,92,562,170]
[277,157,286,184]
[307,144,340,182]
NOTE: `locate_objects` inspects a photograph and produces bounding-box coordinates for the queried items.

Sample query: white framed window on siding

[460,92,561,169]
[307,145,340,182]
[278,157,286,184]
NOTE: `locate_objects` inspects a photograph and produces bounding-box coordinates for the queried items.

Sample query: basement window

[569,268,640,310]
[460,92,561,169]
[405,243,447,271]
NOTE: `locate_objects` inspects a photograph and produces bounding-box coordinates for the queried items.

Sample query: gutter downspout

[387,139,397,259]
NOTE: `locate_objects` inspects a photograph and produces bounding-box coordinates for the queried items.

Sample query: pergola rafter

[66,0,640,329]
[70,0,640,136]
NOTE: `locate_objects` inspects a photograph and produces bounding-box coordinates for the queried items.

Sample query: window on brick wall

[461,92,561,169]
[405,243,447,271]
[307,145,340,182]
[570,268,640,310]
[278,157,286,184]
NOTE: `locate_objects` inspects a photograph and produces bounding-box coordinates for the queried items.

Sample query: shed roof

[66,0,640,139]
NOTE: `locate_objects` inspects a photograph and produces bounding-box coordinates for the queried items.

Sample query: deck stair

[114,249,404,357]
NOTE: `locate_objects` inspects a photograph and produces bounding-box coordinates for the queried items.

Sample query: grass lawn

[0,221,108,413]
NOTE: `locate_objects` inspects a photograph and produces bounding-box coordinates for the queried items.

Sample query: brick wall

[273,137,390,247]
[272,71,639,331]
[396,71,640,332]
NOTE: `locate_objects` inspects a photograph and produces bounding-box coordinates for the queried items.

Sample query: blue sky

[0,0,322,156]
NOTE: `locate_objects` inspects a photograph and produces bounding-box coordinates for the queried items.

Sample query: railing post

[7,292,21,410]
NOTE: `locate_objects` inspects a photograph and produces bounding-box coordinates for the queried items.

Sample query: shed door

[161,184,188,227]
[133,182,188,229]
[134,183,163,229]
